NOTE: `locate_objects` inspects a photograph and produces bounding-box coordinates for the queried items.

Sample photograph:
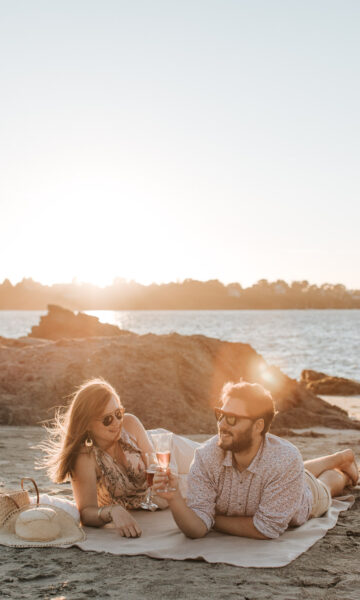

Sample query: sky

[1,0,359,289]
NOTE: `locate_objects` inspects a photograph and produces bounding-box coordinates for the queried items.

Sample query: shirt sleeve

[186,449,217,531]
[252,451,305,539]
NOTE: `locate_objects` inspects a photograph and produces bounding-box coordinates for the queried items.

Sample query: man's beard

[218,424,254,452]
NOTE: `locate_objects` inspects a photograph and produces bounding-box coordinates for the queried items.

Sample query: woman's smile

[107,424,122,436]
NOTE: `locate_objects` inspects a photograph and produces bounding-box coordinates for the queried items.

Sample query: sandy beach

[320,395,360,422]
[1,422,359,600]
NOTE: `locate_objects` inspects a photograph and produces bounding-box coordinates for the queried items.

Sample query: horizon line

[1,276,359,292]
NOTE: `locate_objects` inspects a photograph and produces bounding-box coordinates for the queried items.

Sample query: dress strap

[119,428,142,455]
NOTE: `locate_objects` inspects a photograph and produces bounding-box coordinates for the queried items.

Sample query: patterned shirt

[186,433,313,538]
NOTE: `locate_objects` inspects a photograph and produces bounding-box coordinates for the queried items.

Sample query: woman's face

[89,394,124,449]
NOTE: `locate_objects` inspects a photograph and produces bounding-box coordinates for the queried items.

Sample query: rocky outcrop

[301,369,360,395]
[0,308,359,432]
[28,304,127,339]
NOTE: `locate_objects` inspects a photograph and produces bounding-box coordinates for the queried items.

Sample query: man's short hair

[221,380,276,435]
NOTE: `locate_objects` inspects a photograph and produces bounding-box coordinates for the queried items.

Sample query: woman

[43,378,163,538]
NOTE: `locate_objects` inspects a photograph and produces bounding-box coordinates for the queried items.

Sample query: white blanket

[76,497,353,568]
[35,431,355,567]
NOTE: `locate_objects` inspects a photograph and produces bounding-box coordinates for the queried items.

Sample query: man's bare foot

[336,449,359,486]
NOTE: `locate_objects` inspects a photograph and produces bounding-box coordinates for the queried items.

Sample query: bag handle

[21,478,40,506]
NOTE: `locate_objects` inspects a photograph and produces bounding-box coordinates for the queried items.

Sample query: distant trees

[0,277,359,310]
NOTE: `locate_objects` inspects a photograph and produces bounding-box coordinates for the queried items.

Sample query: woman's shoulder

[123,412,141,426]
[121,413,151,452]
[122,413,143,436]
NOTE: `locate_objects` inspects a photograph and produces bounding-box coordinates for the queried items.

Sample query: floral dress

[93,429,148,510]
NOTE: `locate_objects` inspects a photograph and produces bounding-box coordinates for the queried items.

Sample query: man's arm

[252,452,306,539]
[214,515,270,539]
[153,445,217,538]
[168,489,208,538]
[214,446,305,540]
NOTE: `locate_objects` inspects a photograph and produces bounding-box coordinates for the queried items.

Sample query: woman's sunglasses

[98,408,124,427]
[214,408,259,427]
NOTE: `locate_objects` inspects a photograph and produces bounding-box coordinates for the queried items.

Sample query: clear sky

[1,1,359,288]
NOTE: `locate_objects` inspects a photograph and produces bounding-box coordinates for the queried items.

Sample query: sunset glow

[1,2,359,289]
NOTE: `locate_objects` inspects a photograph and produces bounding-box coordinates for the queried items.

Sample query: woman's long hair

[40,378,122,483]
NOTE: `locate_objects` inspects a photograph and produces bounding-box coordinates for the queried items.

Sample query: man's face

[217,397,256,453]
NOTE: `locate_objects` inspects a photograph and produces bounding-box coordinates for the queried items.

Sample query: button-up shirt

[186,433,313,538]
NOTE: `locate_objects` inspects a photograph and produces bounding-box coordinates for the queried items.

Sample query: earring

[84,433,94,448]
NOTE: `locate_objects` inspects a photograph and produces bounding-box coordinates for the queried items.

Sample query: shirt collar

[221,436,266,473]
[222,451,233,467]
[246,437,265,473]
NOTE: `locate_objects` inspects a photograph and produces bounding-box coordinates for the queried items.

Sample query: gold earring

[84,433,94,448]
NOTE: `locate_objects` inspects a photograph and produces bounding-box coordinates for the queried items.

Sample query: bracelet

[98,505,113,523]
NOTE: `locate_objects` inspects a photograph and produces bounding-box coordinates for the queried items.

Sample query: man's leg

[304,448,359,485]
[318,469,352,497]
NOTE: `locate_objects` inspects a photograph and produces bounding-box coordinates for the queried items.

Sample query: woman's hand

[153,467,179,502]
[110,505,142,538]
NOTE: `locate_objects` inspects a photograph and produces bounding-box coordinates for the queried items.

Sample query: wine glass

[151,432,177,492]
[140,452,158,511]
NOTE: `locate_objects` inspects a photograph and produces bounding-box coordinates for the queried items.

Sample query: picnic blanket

[33,431,354,567]
[76,496,354,567]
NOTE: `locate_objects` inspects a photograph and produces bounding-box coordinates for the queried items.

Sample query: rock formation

[29,304,127,339]
[301,369,360,395]
[0,307,358,432]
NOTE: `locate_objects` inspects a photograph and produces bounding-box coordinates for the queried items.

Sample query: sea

[1,309,359,382]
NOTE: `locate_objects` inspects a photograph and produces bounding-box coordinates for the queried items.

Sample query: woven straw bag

[0,480,31,525]
[0,478,85,547]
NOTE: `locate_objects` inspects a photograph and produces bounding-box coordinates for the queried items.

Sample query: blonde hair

[40,378,122,483]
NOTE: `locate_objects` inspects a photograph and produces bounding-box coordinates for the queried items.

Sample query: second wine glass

[140,452,158,511]
[151,432,176,492]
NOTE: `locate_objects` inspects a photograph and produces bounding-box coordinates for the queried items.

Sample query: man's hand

[153,471,208,539]
[152,467,178,501]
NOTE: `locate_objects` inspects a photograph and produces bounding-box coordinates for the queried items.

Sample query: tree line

[1,277,360,310]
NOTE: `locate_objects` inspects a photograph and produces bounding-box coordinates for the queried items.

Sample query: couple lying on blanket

[42,378,359,540]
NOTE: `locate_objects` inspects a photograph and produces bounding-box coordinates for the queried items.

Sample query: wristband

[98,505,112,523]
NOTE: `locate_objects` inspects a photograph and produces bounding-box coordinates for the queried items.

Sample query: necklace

[112,442,127,468]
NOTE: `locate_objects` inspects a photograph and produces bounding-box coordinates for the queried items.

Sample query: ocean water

[0,309,359,382]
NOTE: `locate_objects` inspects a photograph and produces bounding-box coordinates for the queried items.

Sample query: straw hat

[0,478,85,548]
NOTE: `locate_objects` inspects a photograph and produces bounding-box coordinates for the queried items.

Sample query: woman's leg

[304,448,359,485]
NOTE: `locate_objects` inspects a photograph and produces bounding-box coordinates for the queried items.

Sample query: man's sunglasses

[214,408,259,427]
[97,408,124,427]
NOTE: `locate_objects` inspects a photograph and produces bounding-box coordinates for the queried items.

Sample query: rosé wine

[156,451,171,469]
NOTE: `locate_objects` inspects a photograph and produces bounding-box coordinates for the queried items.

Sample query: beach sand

[320,395,360,422]
[1,425,359,600]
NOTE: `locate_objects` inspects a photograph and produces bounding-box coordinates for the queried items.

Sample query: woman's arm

[72,452,141,537]
[123,413,154,455]
[72,452,103,526]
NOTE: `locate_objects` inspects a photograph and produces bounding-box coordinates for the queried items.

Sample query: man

[154,381,358,539]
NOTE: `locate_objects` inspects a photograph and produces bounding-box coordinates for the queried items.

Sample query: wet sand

[1,425,359,600]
